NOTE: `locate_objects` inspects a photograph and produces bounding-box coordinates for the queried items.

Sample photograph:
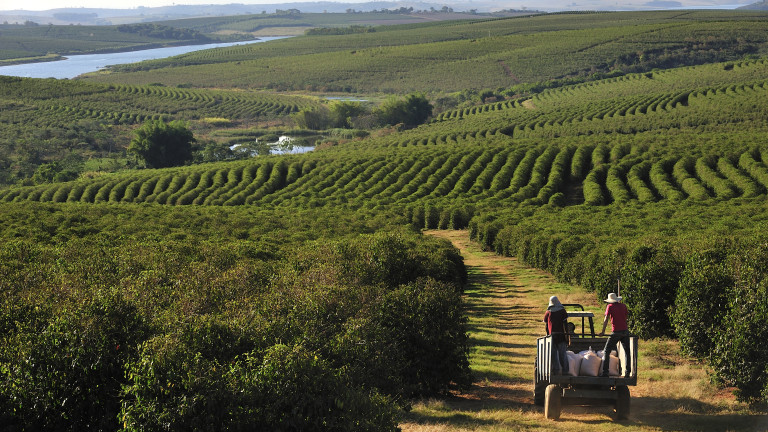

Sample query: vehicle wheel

[534,379,547,406]
[615,385,630,420]
[544,384,562,420]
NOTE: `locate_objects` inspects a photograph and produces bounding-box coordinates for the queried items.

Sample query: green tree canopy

[32,162,79,184]
[329,100,368,128]
[292,106,331,130]
[375,93,433,127]
[128,120,194,169]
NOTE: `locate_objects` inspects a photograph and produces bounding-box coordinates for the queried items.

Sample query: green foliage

[85,11,768,94]
[668,240,768,403]
[672,247,733,357]
[116,23,211,42]
[0,289,148,431]
[0,204,469,427]
[710,243,768,403]
[376,93,433,127]
[128,120,195,168]
[292,106,331,130]
[31,161,79,184]
[120,340,399,432]
[329,100,369,128]
[619,243,682,338]
[305,25,375,35]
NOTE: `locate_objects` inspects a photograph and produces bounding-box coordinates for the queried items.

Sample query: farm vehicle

[534,304,638,420]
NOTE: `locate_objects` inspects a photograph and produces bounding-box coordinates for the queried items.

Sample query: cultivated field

[1,10,767,430]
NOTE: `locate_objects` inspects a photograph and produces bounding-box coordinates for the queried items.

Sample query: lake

[0,37,286,80]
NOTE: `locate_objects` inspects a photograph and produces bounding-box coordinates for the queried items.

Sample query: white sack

[579,351,602,377]
[608,355,620,376]
[566,351,582,377]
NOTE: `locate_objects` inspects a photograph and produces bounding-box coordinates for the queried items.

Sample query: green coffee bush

[709,242,768,403]
[620,243,682,338]
[0,290,147,430]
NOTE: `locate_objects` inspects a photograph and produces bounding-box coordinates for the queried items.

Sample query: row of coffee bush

[470,198,768,403]
[0,203,470,431]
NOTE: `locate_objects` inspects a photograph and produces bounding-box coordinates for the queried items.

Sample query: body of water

[0,37,285,80]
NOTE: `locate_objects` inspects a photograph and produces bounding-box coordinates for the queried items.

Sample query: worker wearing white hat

[598,292,631,377]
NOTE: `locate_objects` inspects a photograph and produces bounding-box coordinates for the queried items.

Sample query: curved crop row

[673,157,710,200]
[649,158,685,202]
[695,157,737,199]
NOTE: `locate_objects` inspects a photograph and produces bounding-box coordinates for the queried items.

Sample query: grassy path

[401,230,766,431]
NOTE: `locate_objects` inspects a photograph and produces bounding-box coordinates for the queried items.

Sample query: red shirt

[544,308,568,343]
[605,302,628,332]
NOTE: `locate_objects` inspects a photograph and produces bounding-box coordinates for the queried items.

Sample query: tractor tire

[544,384,562,420]
[615,385,630,420]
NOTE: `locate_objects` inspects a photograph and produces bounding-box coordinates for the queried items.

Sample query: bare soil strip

[400,230,766,432]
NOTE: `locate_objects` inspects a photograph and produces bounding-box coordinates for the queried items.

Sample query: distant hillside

[0,22,244,64]
[0,2,527,26]
[85,11,768,94]
[739,0,768,10]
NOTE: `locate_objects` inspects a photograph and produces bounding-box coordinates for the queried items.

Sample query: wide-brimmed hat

[604,292,622,303]
[548,295,564,311]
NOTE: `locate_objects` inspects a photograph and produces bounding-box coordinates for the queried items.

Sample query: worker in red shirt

[543,296,569,375]
[598,292,631,378]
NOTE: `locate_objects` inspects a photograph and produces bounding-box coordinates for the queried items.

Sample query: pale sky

[4,1,276,11]
[3,0,752,11]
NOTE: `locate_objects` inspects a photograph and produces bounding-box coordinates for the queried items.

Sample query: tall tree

[128,120,194,168]
[376,93,433,127]
[329,100,367,128]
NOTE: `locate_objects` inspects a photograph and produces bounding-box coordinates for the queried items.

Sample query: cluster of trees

[292,94,433,131]
[116,23,211,41]
[305,25,375,35]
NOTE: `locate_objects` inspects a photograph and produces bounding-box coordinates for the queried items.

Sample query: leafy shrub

[375,93,433,127]
[0,290,148,431]
[672,247,733,357]
[709,242,768,403]
[372,278,471,396]
[620,243,682,338]
[121,338,400,432]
